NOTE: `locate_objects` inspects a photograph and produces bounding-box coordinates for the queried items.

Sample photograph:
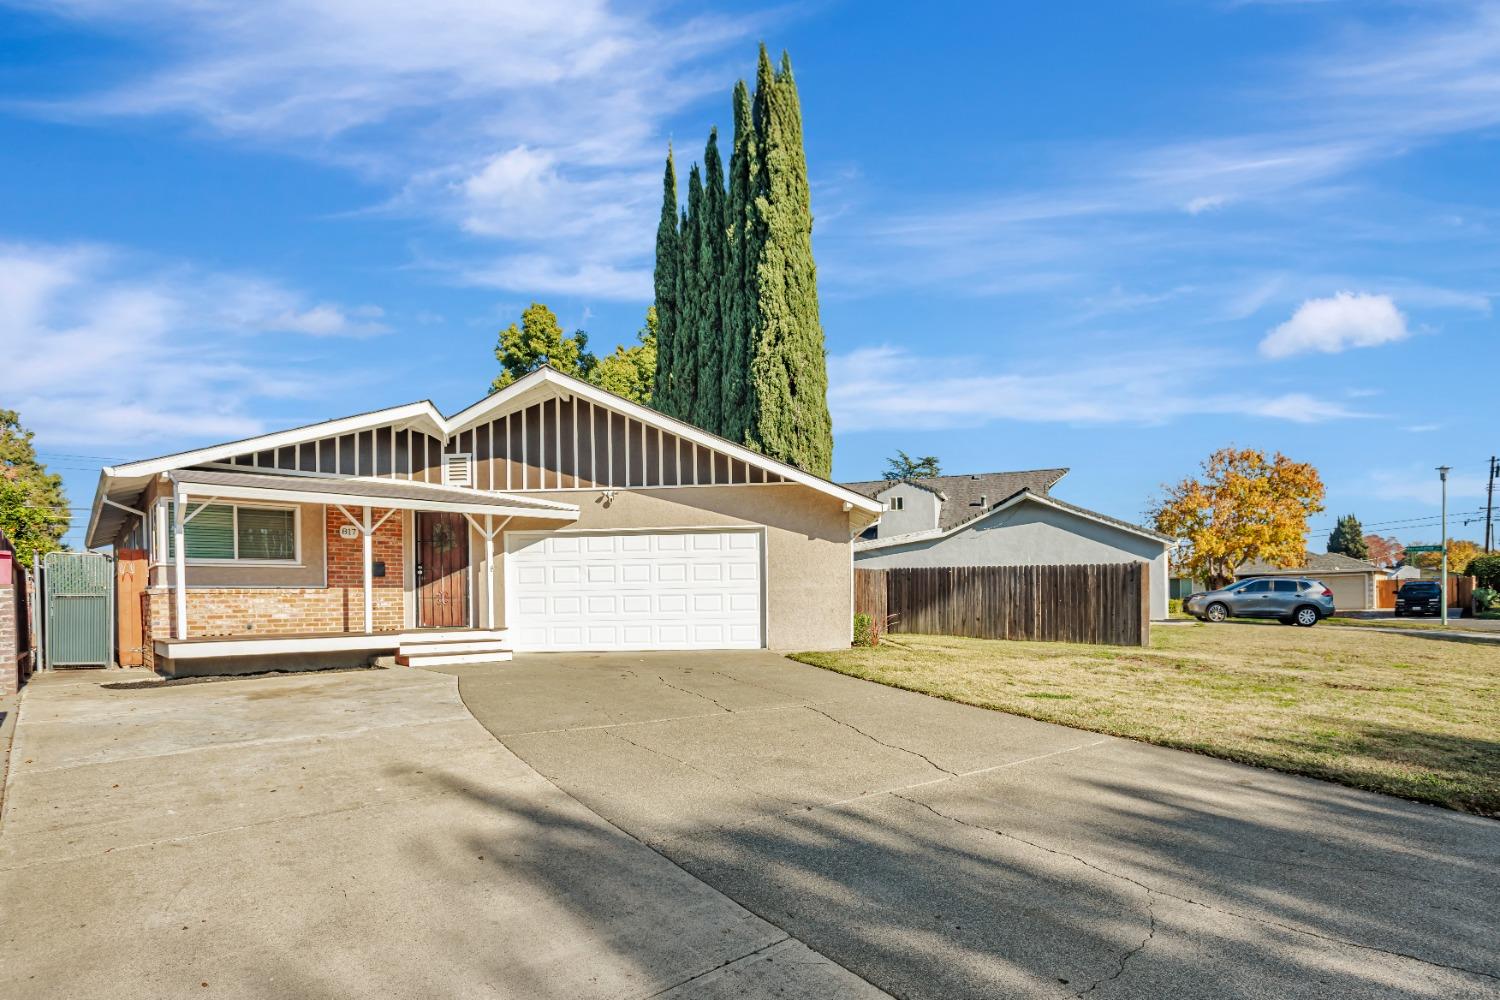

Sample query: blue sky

[2,0,1496,551]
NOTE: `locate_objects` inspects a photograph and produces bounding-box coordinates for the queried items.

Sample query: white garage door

[506,530,764,651]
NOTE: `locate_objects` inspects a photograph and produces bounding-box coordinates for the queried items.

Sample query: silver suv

[1184,578,1335,627]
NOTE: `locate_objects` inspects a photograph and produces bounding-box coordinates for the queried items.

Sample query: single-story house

[1235,551,1383,610]
[85,366,882,675]
[1387,564,1422,581]
[843,471,1175,619]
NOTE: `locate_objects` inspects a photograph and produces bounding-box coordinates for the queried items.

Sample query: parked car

[1393,580,1443,617]
[1183,577,1335,627]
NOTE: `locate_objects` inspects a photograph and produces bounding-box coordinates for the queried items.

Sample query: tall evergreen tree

[720,79,757,444]
[1327,514,1370,560]
[743,46,833,475]
[652,149,681,417]
[692,128,727,433]
[673,166,705,420]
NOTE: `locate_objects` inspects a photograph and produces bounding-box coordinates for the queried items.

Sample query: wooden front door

[416,512,469,627]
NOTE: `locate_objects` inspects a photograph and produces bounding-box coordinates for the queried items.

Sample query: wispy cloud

[12,0,756,300]
[828,345,1369,433]
[1259,291,1409,358]
[0,240,386,447]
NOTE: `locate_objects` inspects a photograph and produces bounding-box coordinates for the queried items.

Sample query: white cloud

[15,0,756,301]
[827,345,1367,433]
[1259,291,1409,358]
[1185,194,1230,214]
[0,240,385,446]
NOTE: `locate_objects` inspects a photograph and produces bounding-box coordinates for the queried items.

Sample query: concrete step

[398,629,508,644]
[396,650,513,667]
[398,639,512,656]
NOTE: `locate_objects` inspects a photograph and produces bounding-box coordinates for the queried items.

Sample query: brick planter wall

[141,508,405,671]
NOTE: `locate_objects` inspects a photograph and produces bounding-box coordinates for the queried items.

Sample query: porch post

[362,505,374,634]
[173,484,188,640]
[484,514,495,629]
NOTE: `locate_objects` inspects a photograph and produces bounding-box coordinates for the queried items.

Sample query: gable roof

[855,486,1174,552]
[86,365,880,546]
[1237,551,1384,576]
[843,469,1069,532]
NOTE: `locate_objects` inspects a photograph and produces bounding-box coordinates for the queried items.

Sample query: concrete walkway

[449,651,1500,1000]
[0,667,885,999]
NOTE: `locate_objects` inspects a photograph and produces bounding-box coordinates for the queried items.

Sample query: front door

[416,512,469,627]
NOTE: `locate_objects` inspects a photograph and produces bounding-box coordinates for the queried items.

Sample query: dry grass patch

[791,623,1500,816]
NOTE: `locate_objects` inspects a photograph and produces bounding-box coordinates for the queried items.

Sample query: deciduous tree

[590,308,657,405]
[1149,447,1325,587]
[1364,534,1404,568]
[1408,539,1482,574]
[883,451,941,480]
[491,303,595,392]
[0,410,69,566]
[1327,514,1370,560]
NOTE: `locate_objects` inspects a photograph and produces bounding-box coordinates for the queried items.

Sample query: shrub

[1464,555,1500,590]
[1474,587,1499,613]
[1169,598,1183,616]
[852,613,877,647]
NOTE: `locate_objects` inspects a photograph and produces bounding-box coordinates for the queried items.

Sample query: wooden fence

[855,563,1150,647]
[1375,575,1475,611]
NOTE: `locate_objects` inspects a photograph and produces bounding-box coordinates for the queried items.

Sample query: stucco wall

[856,501,1172,619]
[871,482,941,538]
[474,484,858,650]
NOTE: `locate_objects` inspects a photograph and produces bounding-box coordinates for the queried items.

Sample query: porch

[152,627,514,677]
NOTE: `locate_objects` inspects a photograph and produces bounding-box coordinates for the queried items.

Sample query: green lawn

[791,623,1500,816]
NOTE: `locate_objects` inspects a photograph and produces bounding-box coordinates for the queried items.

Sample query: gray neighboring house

[1234,551,1383,610]
[845,470,1174,620]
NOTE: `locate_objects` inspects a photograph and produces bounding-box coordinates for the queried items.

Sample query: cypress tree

[652,149,681,417]
[744,47,833,476]
[674,166,705,421]
[692,128,727,433]
[720,80,757,444]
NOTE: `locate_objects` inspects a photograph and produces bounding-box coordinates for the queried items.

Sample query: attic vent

[443,452,474,488]
[971,494,987,507]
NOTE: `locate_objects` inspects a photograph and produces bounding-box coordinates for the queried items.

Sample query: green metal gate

[44,551,113,667]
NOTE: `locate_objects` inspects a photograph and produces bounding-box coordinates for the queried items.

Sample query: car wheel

[1205,602,1228,623]
[1393,609,1403,617]
[1294,606,1319,627]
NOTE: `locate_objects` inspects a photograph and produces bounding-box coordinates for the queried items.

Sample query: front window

[162,501,299,562]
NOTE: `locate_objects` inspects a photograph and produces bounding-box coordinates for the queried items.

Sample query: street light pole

[1438,466,1450,627]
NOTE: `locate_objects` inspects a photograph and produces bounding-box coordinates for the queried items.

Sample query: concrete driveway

[0,667,881,999]
[451,651,1500,1000]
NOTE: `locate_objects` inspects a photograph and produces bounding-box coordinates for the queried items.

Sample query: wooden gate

[1375,576,1476,610]
[115,548,147,667]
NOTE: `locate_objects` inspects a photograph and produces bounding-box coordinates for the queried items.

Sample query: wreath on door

[430,520,458,553]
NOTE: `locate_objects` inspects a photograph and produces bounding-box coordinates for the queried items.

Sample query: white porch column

[484,514,495,629]
[173,484,188,640]
[362,505,374,634]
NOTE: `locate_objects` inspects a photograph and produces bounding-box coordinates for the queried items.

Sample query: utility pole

[1438,466,1450,628]
[1486,455,1496,554]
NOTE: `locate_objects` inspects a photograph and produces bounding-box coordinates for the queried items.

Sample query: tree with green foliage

[652,149,681,416]
[742,46,834,476]
[591,308,657,405]
[670,166,705,421]
[883,451,942,480]
[691,129,727,433]
[1326,514,1370,560]
[490,302,596,392]
[0,410,69,566]
[720,79,757,445]
[1465,554,1500,590]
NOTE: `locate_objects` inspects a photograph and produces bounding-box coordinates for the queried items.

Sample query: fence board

[856,563,1149,647]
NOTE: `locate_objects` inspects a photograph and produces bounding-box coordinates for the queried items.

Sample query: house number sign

[339,525,360,539]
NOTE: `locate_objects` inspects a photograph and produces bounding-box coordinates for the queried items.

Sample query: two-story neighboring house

[843,469,1174,619]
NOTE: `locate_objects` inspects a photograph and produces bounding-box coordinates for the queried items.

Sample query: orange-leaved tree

[1149,447,1325,588]
[1407,539,1482,574]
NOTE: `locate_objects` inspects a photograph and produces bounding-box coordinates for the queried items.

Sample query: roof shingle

[842,469,1069,532]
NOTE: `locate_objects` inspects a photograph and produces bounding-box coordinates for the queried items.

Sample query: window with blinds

[164,502,298,562]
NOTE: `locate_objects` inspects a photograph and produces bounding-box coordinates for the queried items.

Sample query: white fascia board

[172,477,579,520]
[445,367,884,514]
[103,401,446,481]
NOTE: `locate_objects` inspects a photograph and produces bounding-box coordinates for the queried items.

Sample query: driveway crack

[893,794,1500,985]
[656,674,734,713]
[636,935,791,999]
[805,707,957,776]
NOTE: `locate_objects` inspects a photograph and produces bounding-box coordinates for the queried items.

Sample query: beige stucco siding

[470,485,856,650]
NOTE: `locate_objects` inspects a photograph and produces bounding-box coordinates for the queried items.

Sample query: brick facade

[1,586,19,695]
[141,508,406,671]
